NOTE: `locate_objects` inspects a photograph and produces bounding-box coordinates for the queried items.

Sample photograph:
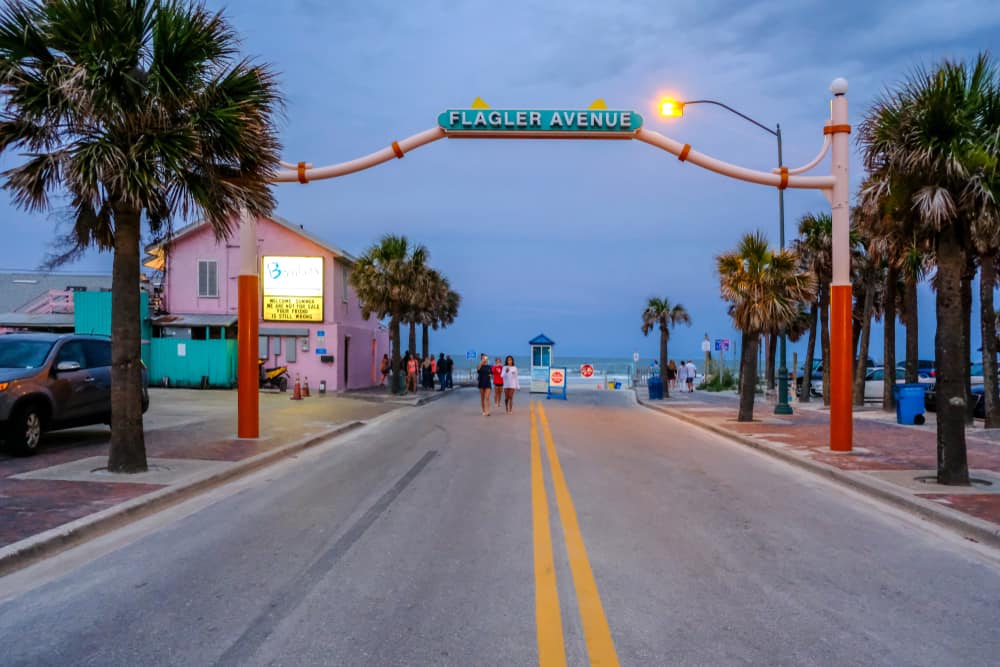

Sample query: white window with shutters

[198,260,218,298]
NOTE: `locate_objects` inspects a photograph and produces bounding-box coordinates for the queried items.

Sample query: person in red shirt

[491,357,504,408]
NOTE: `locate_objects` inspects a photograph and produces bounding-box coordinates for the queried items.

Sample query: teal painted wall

[74,291,151,367]
[149,339,237,388]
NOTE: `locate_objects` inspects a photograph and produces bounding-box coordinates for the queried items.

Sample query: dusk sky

[1,0,998,361]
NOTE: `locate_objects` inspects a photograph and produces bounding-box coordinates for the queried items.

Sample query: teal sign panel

[438,109,643,134]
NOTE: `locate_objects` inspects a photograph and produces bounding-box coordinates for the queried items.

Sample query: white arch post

[242,80,852,451]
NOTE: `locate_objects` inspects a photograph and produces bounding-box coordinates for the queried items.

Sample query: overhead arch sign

[438,108,643,138]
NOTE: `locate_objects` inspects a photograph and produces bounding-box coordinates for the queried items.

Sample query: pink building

[144,215,389,391]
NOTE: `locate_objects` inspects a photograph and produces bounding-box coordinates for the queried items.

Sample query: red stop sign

[580,364,594,378]
[551,370,564,385]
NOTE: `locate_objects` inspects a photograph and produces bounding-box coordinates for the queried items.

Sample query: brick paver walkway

[638,387,1000,528]
[0,389,397,549]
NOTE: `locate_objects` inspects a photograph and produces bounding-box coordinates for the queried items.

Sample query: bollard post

[303,376,310,398]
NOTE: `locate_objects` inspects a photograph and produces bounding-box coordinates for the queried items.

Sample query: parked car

[0,333,149,455]
[896,359,936,377]
[804,359,881,398]
[863,367,933,402]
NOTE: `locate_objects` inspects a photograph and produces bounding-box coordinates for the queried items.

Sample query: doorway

[343,336,350,388]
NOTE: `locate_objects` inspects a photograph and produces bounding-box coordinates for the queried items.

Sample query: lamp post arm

[683,100,778,137]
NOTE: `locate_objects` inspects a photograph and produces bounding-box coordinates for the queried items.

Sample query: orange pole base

[237,274,259,438]
[830,284,853,452]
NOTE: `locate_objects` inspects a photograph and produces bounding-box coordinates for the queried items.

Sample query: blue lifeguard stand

[529,333,554,393]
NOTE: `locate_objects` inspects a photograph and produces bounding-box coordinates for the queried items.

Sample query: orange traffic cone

[291,373,302,400]
[303,376,310,398]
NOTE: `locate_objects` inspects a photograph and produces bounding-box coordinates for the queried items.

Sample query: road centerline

[531,401,568,667]
[536,401,620,667]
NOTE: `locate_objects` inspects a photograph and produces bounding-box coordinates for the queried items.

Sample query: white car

[864,367,933,401]
[809,367,932,401]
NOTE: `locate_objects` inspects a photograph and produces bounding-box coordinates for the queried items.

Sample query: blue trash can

[894,383,926,425]
[648,376,664,400]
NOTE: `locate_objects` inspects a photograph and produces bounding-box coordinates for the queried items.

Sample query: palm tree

[417,270,460,360]
[792,213,832,403]
[641,297,690,397]
[0,1,281,472]
[850,238,885,406]
[859,53,998,485]
[402,248,430,357]
[351,235,426,394]
[718,232,816,422]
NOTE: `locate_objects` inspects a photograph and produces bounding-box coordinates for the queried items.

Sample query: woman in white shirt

[501,355,520,414]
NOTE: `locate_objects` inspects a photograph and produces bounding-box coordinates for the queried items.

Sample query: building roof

[143,214,357,271]
[0,271,111,312]
[0,312,75,330]
[151,313,238,328]
[529,333,556,346]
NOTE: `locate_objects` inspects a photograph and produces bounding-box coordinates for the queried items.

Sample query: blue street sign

[466,349,476,360]
[315,347,327,354]
[438,108,643,135]
[714,339,731,352]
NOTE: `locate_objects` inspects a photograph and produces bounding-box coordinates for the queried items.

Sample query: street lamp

[659,97,793,415]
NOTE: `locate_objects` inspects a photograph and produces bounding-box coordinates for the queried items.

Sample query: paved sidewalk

[0,388,405,570]
[636,386,1000,546]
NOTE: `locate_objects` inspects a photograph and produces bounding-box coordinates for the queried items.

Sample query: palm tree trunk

[390,316,403,395]
[820,282,831,406]
[854,285,875,406]
[765,334,777,391]
[904,272,918,384]
[981,252,1000,427]
[421,323,429,361]
[107,208,147,473]
[962,263,974,425]
[935,227,969,485]
[800,302,818,403]
[882,265,897,411]
[408,321,417,358]
[738,331,758,422]
[660,329,670,398]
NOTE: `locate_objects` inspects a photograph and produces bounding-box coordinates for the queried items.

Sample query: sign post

[701,334,711,378]
[261,256,324,322]
[547,367,568,401]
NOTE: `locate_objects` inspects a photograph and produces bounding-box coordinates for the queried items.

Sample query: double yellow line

[530,401,620,667]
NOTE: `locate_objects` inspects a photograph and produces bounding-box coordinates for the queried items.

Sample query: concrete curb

[0,420,369,578]
[635,394,1000,550]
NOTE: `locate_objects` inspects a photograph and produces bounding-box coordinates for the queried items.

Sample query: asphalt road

[1,389,999,666]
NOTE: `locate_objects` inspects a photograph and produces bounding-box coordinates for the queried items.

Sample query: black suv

[0,333,149,455]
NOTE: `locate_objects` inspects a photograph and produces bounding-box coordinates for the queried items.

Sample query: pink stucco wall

[161,216,389,391]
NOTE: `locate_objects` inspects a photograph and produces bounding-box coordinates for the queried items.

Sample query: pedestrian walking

[406,352,418,393]
[437,353,447,390]
[501,355,520,414]
[477,353,492,416]
[421,356,433,389]
[380,354,390,386]
[667,360,677,390]
[686,359,697,392]
[445,355,454,388]
[491,357,504,408]
[676,359,687,390]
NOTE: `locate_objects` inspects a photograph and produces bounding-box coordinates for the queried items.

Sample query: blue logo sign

[266,261,282,280]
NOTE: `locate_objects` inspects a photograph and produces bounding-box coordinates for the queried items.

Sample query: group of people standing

[664,359,698,392]
[476,354,520,416]
[381,352,454,392]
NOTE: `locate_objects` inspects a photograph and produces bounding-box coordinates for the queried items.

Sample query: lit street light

[659,96,793,415]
